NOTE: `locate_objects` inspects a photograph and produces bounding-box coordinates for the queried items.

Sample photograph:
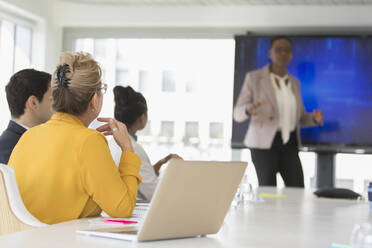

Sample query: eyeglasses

[98,83,108,95]
[273,47,292,54]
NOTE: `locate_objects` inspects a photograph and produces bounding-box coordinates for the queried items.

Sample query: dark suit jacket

[0,120,27,164]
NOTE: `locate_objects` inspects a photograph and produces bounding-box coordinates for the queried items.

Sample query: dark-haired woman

[9,52,142,224]
[109,85,182,201]
[233,37,323,187]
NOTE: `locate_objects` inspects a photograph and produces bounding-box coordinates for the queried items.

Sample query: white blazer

[233,65,316,149]
[108,136,158,201]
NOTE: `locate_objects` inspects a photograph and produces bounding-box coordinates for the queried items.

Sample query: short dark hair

[270,36,292,48]
[113,86,147,127]
[6,69,51,118]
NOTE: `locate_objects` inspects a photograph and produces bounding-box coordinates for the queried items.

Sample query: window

[116,69,129,84]
[101,69,106,83]
[185,122,199,138]
[75,38,94,54]
[184,122,199,146]
[138,70,150,92]
[94,39,107,60]
[210,122,224,139]
[162,70,176,92]
[116,42,128,67]
[0,19,33,131]
[0,20,32,76]
[0,20,15,79]
[138,120,151,136]
[14,25,32,73]
[185,79,197,93]
[160,121,174,137]
[73,38,235,163]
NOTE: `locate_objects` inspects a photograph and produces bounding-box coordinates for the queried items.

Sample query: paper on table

[258,193,287,199]
[88,217,140,226]
[329,243,351,248]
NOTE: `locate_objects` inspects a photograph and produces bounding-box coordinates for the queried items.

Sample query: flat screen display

[232,36,372,153]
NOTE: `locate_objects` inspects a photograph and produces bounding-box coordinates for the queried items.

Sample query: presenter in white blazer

[109,86,182,201]
[234,36,323,187]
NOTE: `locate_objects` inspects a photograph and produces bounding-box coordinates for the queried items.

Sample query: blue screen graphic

[232,36,372,151]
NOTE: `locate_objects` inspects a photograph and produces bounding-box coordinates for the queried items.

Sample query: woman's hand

[312,110,324,125]
[153,154,183,176]
[246,101,267,117]
[163,154,183,163]
[96,117,133,152]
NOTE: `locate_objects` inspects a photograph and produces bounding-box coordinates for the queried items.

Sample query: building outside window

[116,69,130,84]
[160,121,174,137]
[94,39,107,60]
[185,79,197,93]
[162,70,176,92]
[138,70,150,92]
[159,121,175,145]
[74,38,234,169]
[183,121,199,146]
[209,122,224,139]
[138,120,151,136]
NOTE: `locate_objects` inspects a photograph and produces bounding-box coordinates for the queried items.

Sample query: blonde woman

[8,52,142,224]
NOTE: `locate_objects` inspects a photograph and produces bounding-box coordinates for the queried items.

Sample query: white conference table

[0,187,370,248]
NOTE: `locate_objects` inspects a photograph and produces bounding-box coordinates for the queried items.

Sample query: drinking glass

[350,222,372,248]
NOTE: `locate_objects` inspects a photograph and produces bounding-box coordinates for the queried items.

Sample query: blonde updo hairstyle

[52,52,102,115]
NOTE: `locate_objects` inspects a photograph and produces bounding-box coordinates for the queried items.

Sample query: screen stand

[231,149,242,161]
[314,152,336,188]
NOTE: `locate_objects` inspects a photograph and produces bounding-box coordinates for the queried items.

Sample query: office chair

[0,163,47,235]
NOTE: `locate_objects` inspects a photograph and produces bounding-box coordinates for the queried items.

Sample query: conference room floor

[0,187,369,248]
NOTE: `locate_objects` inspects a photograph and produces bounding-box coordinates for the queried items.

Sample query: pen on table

[104,219,138,225]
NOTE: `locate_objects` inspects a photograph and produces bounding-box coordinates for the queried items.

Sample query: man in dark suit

[0,69,52,164]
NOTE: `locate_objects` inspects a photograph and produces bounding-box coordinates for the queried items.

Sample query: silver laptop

[77,160,247,242]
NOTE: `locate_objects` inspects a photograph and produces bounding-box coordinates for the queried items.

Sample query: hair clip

[55,64,71,88]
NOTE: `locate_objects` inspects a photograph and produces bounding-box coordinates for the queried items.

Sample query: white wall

[7,1,372,72]
[1,0,49,18]
[55,2,372,33]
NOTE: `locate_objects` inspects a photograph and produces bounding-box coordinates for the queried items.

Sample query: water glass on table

[350,222,372,248]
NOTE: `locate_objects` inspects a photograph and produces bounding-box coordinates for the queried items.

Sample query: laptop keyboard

[116,226,138,235]
[131,204,149,219]
[92,226,139,235]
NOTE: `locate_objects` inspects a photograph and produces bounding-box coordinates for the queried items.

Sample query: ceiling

[57,0,372,6]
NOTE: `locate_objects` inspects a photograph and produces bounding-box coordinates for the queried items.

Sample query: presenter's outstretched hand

[247,101,267,116]
[312,110,324,125]
[96,117,134,152]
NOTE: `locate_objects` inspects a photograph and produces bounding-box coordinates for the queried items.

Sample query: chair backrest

[0,163,47,235]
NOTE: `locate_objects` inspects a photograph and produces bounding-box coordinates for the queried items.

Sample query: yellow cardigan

[8,112,142,224]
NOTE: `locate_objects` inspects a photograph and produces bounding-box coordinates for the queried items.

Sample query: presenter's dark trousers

[250,130,304,187]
